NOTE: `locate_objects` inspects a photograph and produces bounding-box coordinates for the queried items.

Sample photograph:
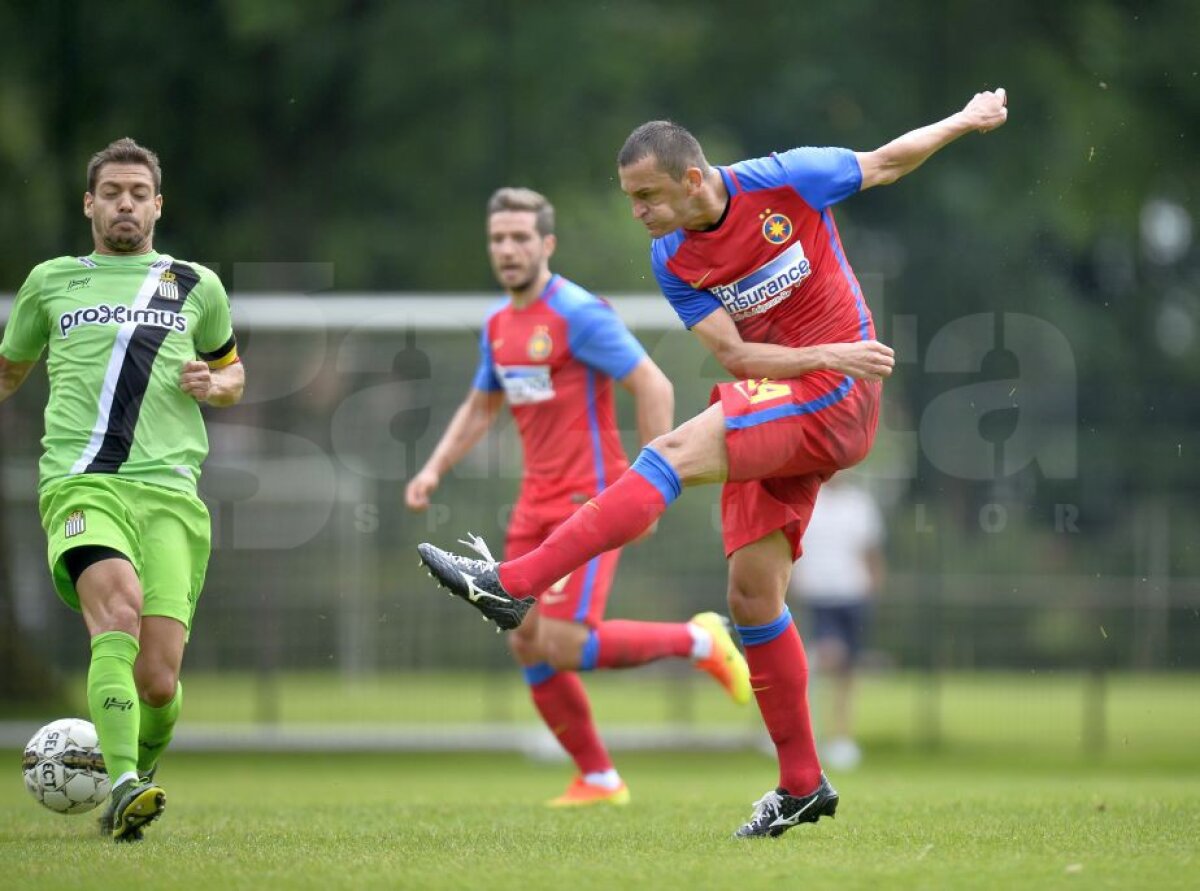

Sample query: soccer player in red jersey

[420,90,1008,834]
[407,187,751,807]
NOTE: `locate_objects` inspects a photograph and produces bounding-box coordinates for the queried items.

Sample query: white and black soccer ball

[22,718,111,814]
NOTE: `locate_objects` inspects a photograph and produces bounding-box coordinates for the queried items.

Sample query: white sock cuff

[582,769,622,790]
[687,622,713,661]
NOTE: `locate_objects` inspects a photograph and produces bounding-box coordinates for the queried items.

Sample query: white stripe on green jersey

[0,251,236,494]
[72,256,174,474]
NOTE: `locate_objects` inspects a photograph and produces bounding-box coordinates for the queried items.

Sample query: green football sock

[138,681,182,775]
[87,631,140,783]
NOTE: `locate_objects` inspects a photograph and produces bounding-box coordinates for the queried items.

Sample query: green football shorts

[39,475,212,633]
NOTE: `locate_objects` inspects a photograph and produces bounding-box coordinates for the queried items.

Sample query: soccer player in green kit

[0,138,244,841]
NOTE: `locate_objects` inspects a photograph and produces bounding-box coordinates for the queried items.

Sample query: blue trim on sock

[735,607,793,647]
[630,446,682,504]
[523,662,557,686]
[579,629,601,671]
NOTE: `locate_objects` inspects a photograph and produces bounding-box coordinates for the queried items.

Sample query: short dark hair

[617,120,709,179]
[87,138,162,193]
[487,186,555,236]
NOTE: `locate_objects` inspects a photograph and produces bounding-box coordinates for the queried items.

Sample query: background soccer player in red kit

[407,187,751,807]
[420,89,1008,835]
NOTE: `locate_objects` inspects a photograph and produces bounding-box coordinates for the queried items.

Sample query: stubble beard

[99,218,154,254]
[495,263,539,296]
[511,270,538,294]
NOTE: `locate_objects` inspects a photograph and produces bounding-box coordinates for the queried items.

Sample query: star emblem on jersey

[527,325,553,361]
[760,209,793,245]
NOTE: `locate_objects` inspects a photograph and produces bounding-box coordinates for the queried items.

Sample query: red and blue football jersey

[473,274,645,505]
[650,147,873,349]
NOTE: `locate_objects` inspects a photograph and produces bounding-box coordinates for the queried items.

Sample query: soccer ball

[22,718,111,814]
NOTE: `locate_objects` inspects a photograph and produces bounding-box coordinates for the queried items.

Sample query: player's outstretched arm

[405,388,504,511]
[0,356,37,404]
[856,87,1008,190]
[692,309,894,382]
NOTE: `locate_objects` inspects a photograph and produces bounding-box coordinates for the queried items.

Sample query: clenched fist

[822,340,896,381]
[179,360,214,402]
[961,87,1008,134]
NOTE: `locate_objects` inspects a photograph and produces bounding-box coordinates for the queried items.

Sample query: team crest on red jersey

[527,325,553,360]
[760,209,793,245]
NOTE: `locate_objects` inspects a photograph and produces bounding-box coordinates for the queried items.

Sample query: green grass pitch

[2,753,1198,889]
[2,672,1197,890]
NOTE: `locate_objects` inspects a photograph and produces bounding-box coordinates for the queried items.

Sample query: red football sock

[500,470,667,597]
[591,621,693,669]
[745,622,822,795]
[528,670,612,775]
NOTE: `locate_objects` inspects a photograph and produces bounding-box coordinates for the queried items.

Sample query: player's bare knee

[544,652,580,672]
[648,432,705,487]
[136,667,178,707]
[648,429,683,457]
[649,418,726,485]
[726,582,787,626]
[539,627,584,671]
[541,641,580,672]
[725,586,755,621]
[508,626,541,664]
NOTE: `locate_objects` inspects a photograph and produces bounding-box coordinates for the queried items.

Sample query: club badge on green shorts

[65,510,86,538]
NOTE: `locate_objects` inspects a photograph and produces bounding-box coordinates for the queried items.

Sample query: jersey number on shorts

[736,378,792,405]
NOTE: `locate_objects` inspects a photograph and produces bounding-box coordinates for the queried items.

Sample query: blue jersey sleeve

[471,323,502,391]
[650,238,722,329]
[733,147,862,210]
[566,300,646,380]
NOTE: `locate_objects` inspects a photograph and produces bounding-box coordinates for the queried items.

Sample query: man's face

[84,163,161,254]
[487,210,553,292]
[619,155,692,238]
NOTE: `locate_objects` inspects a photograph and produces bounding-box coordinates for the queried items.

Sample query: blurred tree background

[2,0,1199,691]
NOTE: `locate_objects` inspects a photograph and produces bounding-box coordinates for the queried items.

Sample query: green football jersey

[1,251,236,494]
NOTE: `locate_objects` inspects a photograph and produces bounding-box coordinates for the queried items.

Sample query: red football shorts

[712,372,881,559]
[505,496,620,626]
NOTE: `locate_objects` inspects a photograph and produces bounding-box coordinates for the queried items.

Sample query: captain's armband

[198,334,240,369]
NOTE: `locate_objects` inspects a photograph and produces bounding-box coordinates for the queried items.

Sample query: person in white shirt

[788,474,885,770]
